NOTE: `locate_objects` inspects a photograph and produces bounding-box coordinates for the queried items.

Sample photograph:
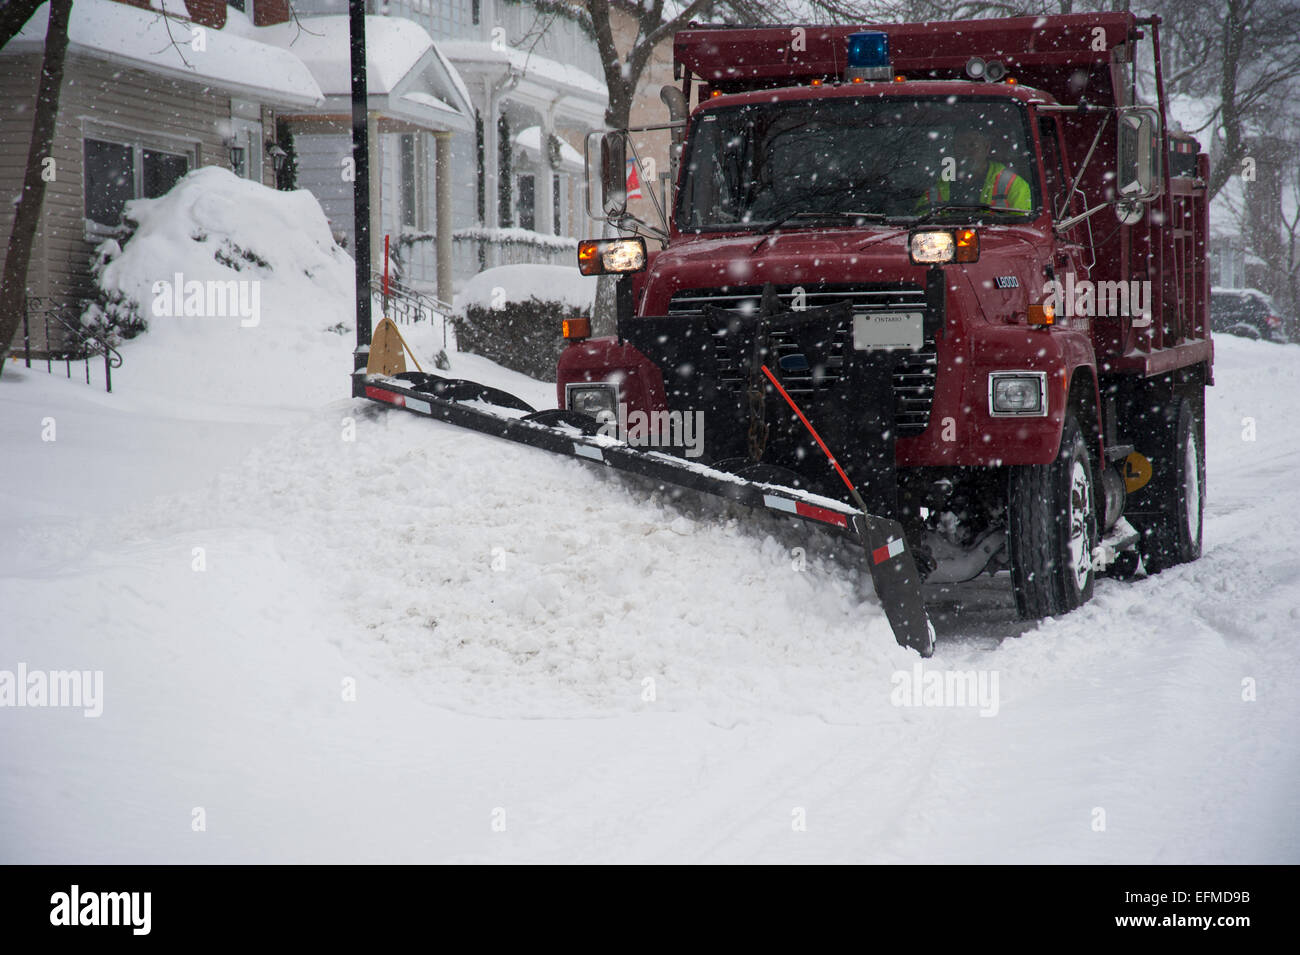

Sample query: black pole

[348,0,372,397]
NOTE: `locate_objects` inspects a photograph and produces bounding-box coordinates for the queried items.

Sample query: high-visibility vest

[925,162,1028,210]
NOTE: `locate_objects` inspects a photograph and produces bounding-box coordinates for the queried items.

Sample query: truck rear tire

[1008,415,1098,618]
[1135,395,1204,574]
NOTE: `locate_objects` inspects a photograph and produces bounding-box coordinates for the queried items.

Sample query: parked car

[1210,287,1290,342]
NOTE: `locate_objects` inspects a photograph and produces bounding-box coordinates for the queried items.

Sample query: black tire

[1135,395,1204,574]
[1008,415,1099,618]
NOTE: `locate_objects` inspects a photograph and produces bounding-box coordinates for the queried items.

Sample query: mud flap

[860,514,936,657]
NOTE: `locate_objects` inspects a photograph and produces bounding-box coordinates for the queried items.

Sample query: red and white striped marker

[762,494,849,529]
[872,537,906,565]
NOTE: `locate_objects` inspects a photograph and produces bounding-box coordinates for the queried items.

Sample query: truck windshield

[675,96,1040,231]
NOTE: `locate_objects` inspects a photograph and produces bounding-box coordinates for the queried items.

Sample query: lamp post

[348,0,372,397]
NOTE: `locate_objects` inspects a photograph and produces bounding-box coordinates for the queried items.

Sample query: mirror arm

[1055,201,1112,233]
[1059,111,1111,216]
[612,213,669,243]
[625,136,669,234]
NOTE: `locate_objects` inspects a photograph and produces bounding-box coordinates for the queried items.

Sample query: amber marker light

[955,228,979,262]
[562,317,591,340]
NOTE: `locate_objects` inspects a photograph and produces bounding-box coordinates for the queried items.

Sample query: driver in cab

[921,128,1031,212]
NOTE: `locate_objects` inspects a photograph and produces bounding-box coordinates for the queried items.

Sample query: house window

[517,174,535,232]
[84,140,134,226]
[144,150,188,198]
[84,136,190,228]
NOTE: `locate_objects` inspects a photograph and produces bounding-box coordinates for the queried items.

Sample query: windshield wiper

[758,210,890,234]
[903,203,1030,227]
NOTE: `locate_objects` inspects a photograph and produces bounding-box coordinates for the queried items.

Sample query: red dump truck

[560,11,1211,620]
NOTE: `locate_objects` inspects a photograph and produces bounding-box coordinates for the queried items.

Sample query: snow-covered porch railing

[424,228,579,277]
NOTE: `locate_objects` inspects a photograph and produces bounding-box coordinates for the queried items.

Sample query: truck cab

[559,12,1211,620]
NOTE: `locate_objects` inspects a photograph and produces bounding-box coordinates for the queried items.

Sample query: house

[0,0,327,357]
[253,12,475,304]
[291,0,608,288]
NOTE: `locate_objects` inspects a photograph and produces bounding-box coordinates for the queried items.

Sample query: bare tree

[0,0,72,374]
[0,0,45,52]
[585,0,719,134]
[1282,159,1300,334]
[1157,0,1300,202]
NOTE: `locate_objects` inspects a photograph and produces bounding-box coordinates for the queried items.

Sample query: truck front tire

[1008,415,1098,619]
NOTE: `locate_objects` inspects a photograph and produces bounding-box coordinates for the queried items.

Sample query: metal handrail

[369,270,451,349]
[23,297,123,393]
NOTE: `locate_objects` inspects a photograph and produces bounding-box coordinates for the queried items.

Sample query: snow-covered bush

[456,264,597,379]
[81,239,147,345]
[83,165,353,340]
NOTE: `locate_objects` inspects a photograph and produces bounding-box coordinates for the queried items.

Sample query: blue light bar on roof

[846,31,890,81]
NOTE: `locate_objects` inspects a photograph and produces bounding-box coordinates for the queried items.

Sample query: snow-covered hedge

[455,264,596,379]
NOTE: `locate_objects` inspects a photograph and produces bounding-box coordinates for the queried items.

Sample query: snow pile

[457,263,597,313]
[90,167,359,411]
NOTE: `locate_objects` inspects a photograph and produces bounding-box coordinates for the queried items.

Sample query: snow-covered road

[2,332,1297,863]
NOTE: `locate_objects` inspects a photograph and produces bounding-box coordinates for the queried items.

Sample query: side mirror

[600,131,627,217]
[1116,107,1162,202]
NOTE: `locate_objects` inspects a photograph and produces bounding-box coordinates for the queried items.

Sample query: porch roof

[9,0,324,108]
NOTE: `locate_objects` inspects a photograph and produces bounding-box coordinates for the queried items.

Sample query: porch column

[433,131,454,305]
[536,102,559,235]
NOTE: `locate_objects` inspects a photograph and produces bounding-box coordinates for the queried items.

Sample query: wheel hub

[1185,430,1201,540]
[1068,460,1095,590]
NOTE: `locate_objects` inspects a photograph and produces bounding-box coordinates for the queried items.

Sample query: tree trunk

[592,88,636,335]
[0,0,73,375]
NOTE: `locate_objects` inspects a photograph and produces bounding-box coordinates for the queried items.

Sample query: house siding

[1,49,241,353]
[291,126,355,251]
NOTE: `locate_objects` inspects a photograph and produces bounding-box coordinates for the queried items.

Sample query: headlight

[989,372,1047,417]
[577,238,647,275]
[909,230,955,264]
[566,383,618,421]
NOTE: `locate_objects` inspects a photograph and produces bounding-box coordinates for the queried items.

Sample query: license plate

[853,312,924,351]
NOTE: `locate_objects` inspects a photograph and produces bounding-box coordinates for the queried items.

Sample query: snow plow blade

[358,370,935,656]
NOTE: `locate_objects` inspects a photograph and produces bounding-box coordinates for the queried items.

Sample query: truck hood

[639,226,1046,317]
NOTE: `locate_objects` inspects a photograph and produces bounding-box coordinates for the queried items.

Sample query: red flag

[626,158,643,200]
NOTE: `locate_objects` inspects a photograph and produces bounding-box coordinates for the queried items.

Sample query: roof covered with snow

[9,0,323,107]
[439,40,607,101]
[255,15,430,98]
[513,126,584,171]
[253,15,473,132]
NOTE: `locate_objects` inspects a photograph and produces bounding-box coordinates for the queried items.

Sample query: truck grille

[666,284,937,437]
